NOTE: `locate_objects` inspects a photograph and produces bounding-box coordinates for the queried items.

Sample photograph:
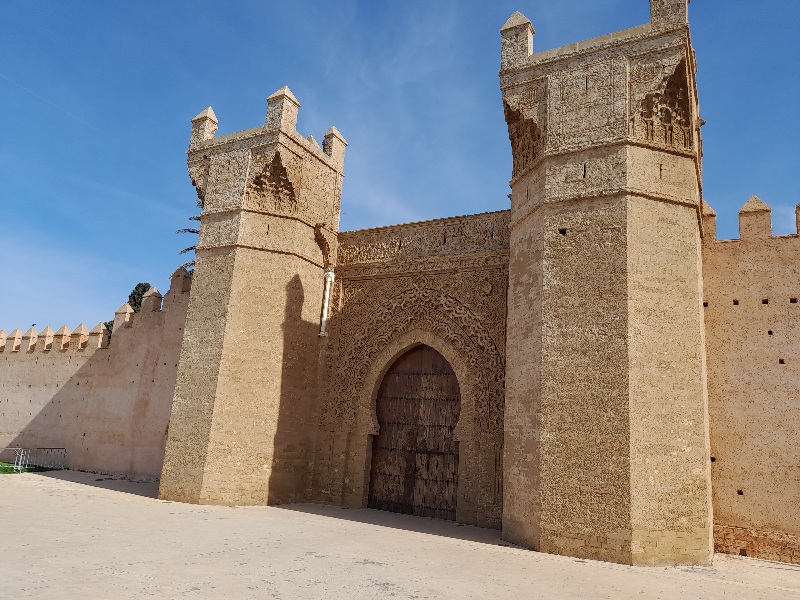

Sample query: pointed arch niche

[316,282,505,528]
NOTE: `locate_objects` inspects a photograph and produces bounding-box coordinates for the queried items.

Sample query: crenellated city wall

[702,197,800,563]
[0,0,797,567]
[0,197,797,563]
[0,268,191,478]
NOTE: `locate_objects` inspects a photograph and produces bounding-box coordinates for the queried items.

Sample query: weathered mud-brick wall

[315,210,509,528]
[0,269,191,477]
[702,199,800,564]
[500,0,712,566]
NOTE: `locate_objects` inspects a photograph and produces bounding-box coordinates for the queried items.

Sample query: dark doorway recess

[368,344,461,521]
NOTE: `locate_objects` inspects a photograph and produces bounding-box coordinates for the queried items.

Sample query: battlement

[187,86,347,173]
[500,1,689,72]
[702,197,800,243]
[0,267,192,357]
[185,86,346,249]
[0,323,108,353]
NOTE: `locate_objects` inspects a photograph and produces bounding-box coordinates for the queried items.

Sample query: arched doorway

[368,344,461,520]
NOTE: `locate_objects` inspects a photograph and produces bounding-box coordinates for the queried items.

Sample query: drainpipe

[319,268,335,337]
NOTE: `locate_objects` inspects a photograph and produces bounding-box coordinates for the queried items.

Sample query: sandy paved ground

[1,471,799,599]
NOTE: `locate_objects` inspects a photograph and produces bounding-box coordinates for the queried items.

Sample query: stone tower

[159,87,346,505]
[501,1,713,565]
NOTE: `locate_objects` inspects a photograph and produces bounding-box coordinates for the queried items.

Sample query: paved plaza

[1,471,799,599]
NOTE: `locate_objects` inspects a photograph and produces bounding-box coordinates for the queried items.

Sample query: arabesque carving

[246,151,298,214]
[505,102,542,179]
[321,278,506,438]
[187,161,209,203]
[338,211,509,267]
[631,58,693,150]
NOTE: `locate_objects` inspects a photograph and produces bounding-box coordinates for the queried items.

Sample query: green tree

[177,197,203,270]
[103,281,151,339]
[128,282,152,312]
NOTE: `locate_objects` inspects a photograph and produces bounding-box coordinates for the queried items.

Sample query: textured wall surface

[703,202,800,564]
[500,0,712,565]
[316,210,509,527]
[0,270,190,477]
[159,88,345,506]
[3,0,796,572]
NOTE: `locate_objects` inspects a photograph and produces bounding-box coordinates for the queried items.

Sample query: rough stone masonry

[2,0,798,567]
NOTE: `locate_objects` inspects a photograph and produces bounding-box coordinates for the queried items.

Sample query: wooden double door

[368,345,461,521]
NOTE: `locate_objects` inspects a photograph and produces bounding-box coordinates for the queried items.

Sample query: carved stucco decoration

[546,58,628,153]
[502,78,547,180]
[337,252,508,280]
[314,223,336,268]
[321,280,506,440]
[246,151,299,214]
[505,102,543,179]
[630,58,693,150]
[188,160,210,203]
[338,211,510,267]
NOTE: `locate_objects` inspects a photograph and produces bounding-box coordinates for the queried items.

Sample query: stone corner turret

[500,11,534,71]
[266,86,301,133]
[189,107,218,149]
[650,0,690,32]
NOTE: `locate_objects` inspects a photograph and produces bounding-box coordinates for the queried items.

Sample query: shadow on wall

[0,271,191,480]
[267,273,325,504]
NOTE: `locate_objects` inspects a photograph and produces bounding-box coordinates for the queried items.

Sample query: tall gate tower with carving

[500,0,713,565]
[159,88,346,505]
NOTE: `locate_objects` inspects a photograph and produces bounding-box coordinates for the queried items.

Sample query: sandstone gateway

[2,1,798,566]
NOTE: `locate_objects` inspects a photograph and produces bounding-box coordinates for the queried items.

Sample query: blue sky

[1,1,798,330]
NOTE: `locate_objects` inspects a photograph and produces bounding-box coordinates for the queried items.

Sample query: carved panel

[503,78,547,179]
[246,151,299,214]
[205,149,250,213]
[313,224,338,268]
[338,211,510,267]
[320,271,507,441]
[546,58,628,152]
[505,103,543,179]
[187,160,210,203]
[630,58,693,151]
